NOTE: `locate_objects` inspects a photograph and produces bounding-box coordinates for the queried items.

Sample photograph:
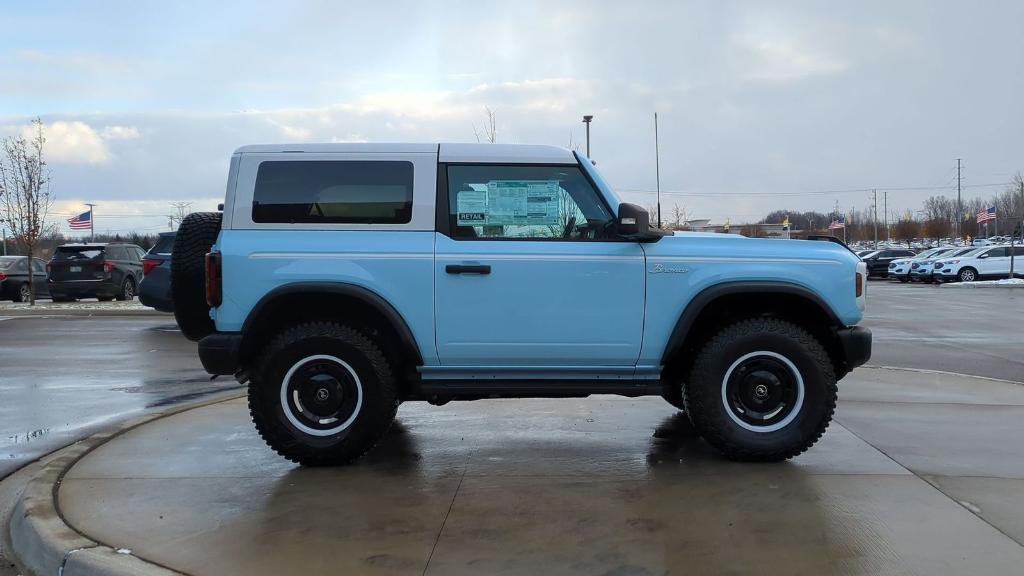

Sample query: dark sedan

[139,232,175,313]
[861,249,917,278]
[0,256,50,302]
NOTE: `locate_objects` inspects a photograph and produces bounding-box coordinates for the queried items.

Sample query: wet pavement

[864,280,1024,382]
[0,316,243,478]
[56,368,1024,575]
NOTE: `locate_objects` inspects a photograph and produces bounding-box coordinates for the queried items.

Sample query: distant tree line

[2,230,161,258]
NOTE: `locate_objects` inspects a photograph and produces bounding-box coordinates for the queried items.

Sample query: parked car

[0,256,50,302]
[47,243,145,301]
[935,245,1024,282]
[888,247,953,282]
[930,247,986,282]
[138,232,176,312]
[861,249,916,278]
[171,142,871,465]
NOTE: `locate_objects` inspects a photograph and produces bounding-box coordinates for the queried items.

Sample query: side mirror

[978,253,989,259]
[616,203,669,242]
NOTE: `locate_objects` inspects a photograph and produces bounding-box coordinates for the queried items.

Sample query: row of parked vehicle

[858,244,1024,283]
[0,231,176,308]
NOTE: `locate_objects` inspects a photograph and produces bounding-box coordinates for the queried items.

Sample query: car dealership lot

[2,285,1023,575]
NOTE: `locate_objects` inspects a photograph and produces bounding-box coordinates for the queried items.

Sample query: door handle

[446,264,491,275]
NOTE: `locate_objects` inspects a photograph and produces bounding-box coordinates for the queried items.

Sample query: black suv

[861,248,917,278]
[47,243,145,302]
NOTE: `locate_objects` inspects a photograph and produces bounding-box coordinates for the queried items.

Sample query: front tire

[14,283,30,303]
[958,267,977,282]
[249,322,398,466]
[683,318,836,462]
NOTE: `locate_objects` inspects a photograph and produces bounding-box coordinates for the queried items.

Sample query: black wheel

[172,212,222,341]
[958,267,977,282]
[14,283,30,303]
[249,322,398,466]
[683,318,836,462]
[115,277,135,301]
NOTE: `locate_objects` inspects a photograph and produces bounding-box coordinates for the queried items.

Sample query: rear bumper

[47,279,118,296]
[836,326,872,377]
[198,332,242,375]
[138,272,174,312]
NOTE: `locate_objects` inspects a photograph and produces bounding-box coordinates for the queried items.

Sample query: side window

[13,259,27,273]
[252,160,413,224]
[132,247,146,261]
[107,247,125,260]
[446,164,613,240]
[1014,247,1024,257]
[32,259,46,274]
[986,247,1008,258]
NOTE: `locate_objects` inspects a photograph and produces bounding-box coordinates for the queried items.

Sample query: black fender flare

[241,282,424,366]
[660,281,843,365]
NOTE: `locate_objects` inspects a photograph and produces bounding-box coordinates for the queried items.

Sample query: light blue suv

[172,143,871,465]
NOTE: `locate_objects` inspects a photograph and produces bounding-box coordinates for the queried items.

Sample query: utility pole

[654,112,662,229]
[884,190,889,243]
[1,226,6,256]
[582,115,593,158]
[85,203,97,243]
[872,189,878,248]
[956,158,962,241]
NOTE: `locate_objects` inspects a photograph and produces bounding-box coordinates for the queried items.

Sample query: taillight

[103,261,115,273]
[0,272,6,282]
[205,251,222,307]
[142,258,160,276]
[855,272,863,297]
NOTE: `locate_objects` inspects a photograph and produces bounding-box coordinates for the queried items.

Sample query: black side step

[408,379,668,401]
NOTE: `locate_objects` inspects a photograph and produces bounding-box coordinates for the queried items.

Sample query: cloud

[100,125,139,140]
[34,121,109,164]
[736,36,849,82]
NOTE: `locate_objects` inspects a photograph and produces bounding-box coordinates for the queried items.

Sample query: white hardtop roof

[233,142,577,164]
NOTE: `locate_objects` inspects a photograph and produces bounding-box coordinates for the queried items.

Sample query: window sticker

[456,181,562,227]
[456,190,487,225]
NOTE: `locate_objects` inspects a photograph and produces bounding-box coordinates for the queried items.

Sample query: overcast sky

[2,0,1022,234]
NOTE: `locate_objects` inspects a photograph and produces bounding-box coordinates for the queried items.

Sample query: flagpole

[85,203,96,243]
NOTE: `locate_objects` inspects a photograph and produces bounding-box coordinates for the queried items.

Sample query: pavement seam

[421,457,469,576]
[836,416,1024,550]
[861,365,1024,386]
[7,391,245,576]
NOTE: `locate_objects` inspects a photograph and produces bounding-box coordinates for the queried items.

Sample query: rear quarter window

[251,160,413,224]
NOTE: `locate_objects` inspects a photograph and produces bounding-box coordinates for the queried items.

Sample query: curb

[7,391,245,576]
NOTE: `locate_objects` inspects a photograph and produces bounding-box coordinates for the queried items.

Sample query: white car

[889,247,953,282]
[930,247,987,281]
[935,245,1024,282]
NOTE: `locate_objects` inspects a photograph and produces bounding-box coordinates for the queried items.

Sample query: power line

[618,181,1011,198]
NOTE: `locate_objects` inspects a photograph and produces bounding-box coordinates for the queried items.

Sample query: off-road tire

[958,267,977,282]
[662,386,687,412]
[172,212,222,341]
[115,277,135,301]
[249,322,398,466]
[683,318,836,462]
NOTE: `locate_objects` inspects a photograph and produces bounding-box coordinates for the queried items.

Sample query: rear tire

[172,212,222,341]
[115,277,135,301]
[683,318,836,462]
[248,322,398,466]
[662,385,687,412]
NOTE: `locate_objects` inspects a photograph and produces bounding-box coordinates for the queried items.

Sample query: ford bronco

[172,143,870,465]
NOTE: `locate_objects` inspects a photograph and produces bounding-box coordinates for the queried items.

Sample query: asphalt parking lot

[1,285,1022,575]
[864,280,1024,381]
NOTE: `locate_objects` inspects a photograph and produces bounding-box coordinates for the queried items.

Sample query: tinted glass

[131,246,146,260]
[12,259,27,272]
[985,247,1009,257]
[107,246,126,260]
[31,259,46,273]
[54,247,104,261]
[446,164,613,240]
[0,257,16,270]
[252,160,413,224]
[150,236,175,255]
[1014,247,1024,256]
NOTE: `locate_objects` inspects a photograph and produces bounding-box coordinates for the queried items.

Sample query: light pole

[582,115,593,157]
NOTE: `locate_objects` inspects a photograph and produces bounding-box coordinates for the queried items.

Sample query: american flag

[976,206,996,224]
[68,210,92,230]
[828,216,846,230]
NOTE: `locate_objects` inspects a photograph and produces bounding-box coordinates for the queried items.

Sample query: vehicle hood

[646,234,859,265]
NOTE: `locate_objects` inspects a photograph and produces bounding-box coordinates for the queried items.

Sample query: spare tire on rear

[172,212,222,341]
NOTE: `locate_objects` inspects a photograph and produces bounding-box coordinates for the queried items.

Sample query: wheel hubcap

[280,355,363,436]
[722,352,805,433]
[20,285,30,300]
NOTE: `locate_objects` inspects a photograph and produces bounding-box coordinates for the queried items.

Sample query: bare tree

[669,204,690,230]
[472,107,497,143]
[0,118,54,305]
